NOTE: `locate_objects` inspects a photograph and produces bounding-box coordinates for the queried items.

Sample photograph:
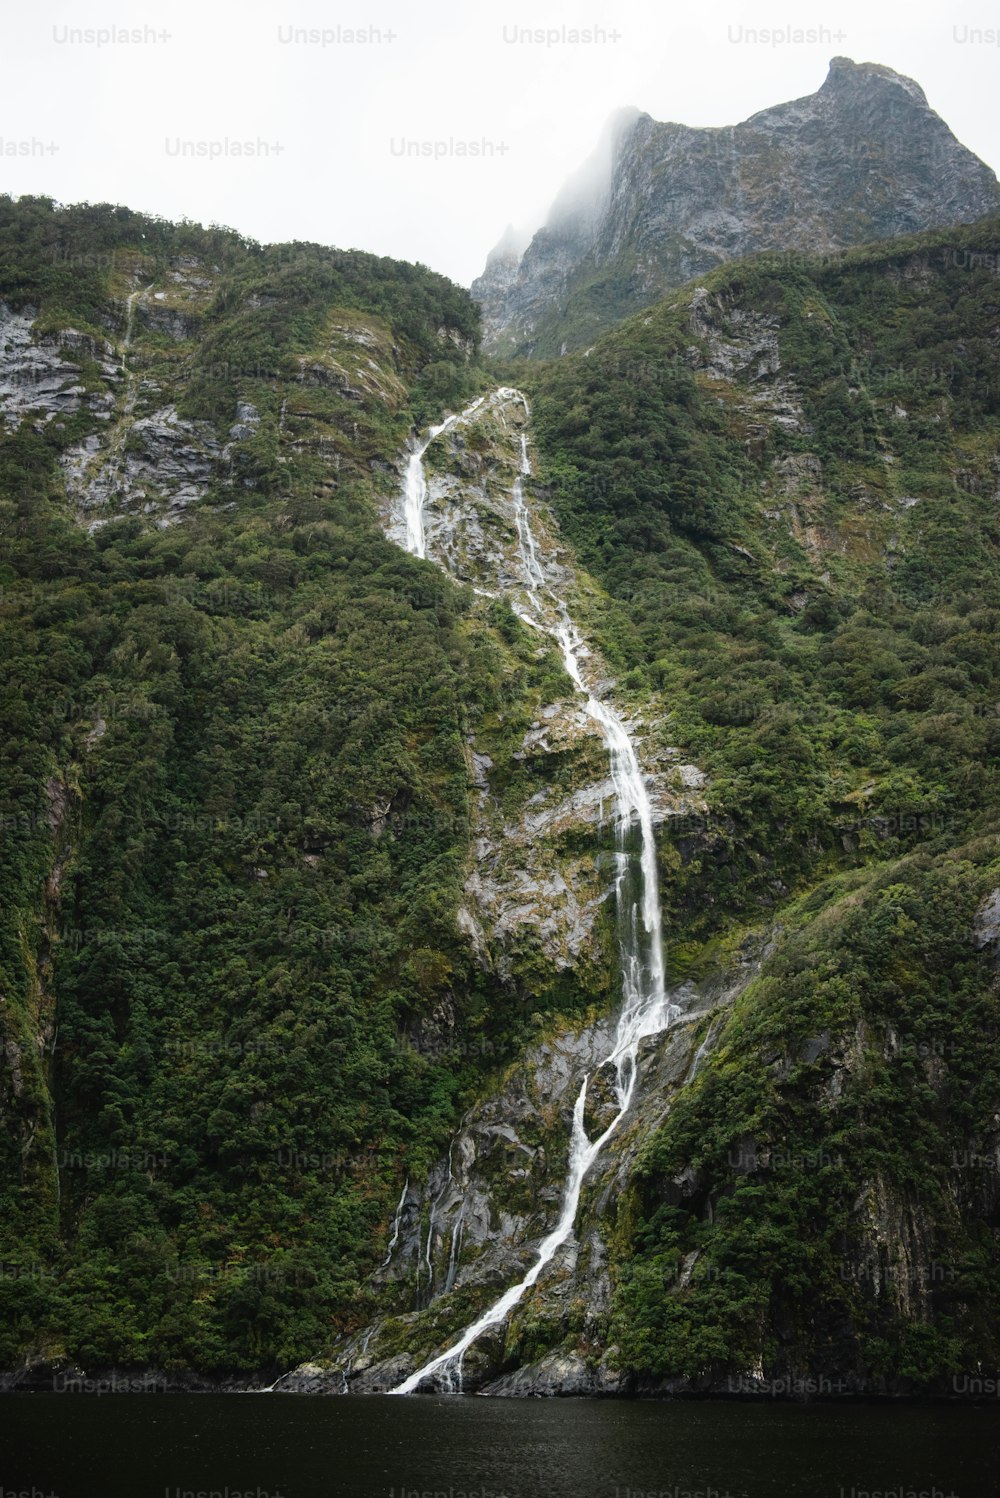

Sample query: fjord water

[393,391,676,1393]
[7,1394,1000,1498]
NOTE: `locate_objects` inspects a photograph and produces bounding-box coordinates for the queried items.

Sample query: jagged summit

[484,223,532,265]
[472,58,1000,356]
[820,54,929,104]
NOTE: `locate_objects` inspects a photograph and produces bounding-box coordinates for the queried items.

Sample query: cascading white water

[444,1206,465,1293]
[380,1178,409,1270]
[402,397,484,557]
[686,1015,720,1084]
[389,389,678,1395]
[402,424,446,559]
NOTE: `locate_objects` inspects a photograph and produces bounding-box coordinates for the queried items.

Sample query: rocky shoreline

[3,1360,997,1402]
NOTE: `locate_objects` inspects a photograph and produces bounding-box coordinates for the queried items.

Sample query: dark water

[4,1394,999,1498]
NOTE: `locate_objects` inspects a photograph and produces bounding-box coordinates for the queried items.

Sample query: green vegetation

[613,848,1000,1384]
[3,194,1000,1388]
[521,217,1000,1385]
[0,198,568,1374]
[525,222,1000,924]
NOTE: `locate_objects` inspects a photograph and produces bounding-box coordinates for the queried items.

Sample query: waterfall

[686,1015,720,1084]
[380,1178,409,1270]
[76,282,153,507]
[390,389,677,1394]
[444,1207,465,1294]
[402,396,484,557]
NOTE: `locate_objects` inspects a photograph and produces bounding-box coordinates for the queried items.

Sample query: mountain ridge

[3,193,1000,1395]
[472,57,1000,356]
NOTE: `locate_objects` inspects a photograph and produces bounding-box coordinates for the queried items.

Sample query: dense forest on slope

[2,195,1000,1389]
[0,198,563,1372]
[526,225,1000,919]
[519,219,1000,1384]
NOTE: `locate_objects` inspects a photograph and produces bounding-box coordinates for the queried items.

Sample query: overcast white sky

[2,0,999,286]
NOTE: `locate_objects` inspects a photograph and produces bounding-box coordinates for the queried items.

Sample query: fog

[2,0,997,286]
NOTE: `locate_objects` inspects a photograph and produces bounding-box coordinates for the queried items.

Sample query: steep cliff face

[288,218,1000,1398]
[280,962,739,1395]
[281,861,1000,1399]
[473,57,1000,355]
[382,389,705,981]
[276,221,1000,1390]
[4,193,1000,1397]
[505,220,1000,1392]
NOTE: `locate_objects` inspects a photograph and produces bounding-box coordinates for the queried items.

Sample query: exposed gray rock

[227,401,260,443]
[470,224,534,352]
[384,388,708,974]
[64,403,224,525]
[480,1346,625,1397]
[10,276,235,526]
[972,888,1000,965]
[135,257,217,341]
[0,303,118,430]
[298,951,762,1395]
[330,388,722,1395]
[473,58,1000,355]
[140,296,201,342]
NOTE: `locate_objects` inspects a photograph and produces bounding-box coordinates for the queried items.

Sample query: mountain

[301,216,1000,1395]
[472,57,1000,356]
[0,195,498,1376]
[2,192,1000,1398]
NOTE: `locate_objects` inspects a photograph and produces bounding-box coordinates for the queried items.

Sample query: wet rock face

[385,389,707,976]
[480,1347,625,1397]
[473,57,1000,355]
[62,403,226,526]
[297,388,711,1396]
[972,888,1000,964]
[0,303,119,430]
[283,955,757,1395]
[319,938,767,1397]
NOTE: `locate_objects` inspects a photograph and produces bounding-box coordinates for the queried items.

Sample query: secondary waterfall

[390,389,676,1394]
[402,397,484,556]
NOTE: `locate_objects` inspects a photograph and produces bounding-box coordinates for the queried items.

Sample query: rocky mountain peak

[820,54,928,105]
[473,58,1000,356]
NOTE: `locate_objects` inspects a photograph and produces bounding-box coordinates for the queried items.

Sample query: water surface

[5,1394,999,1498]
